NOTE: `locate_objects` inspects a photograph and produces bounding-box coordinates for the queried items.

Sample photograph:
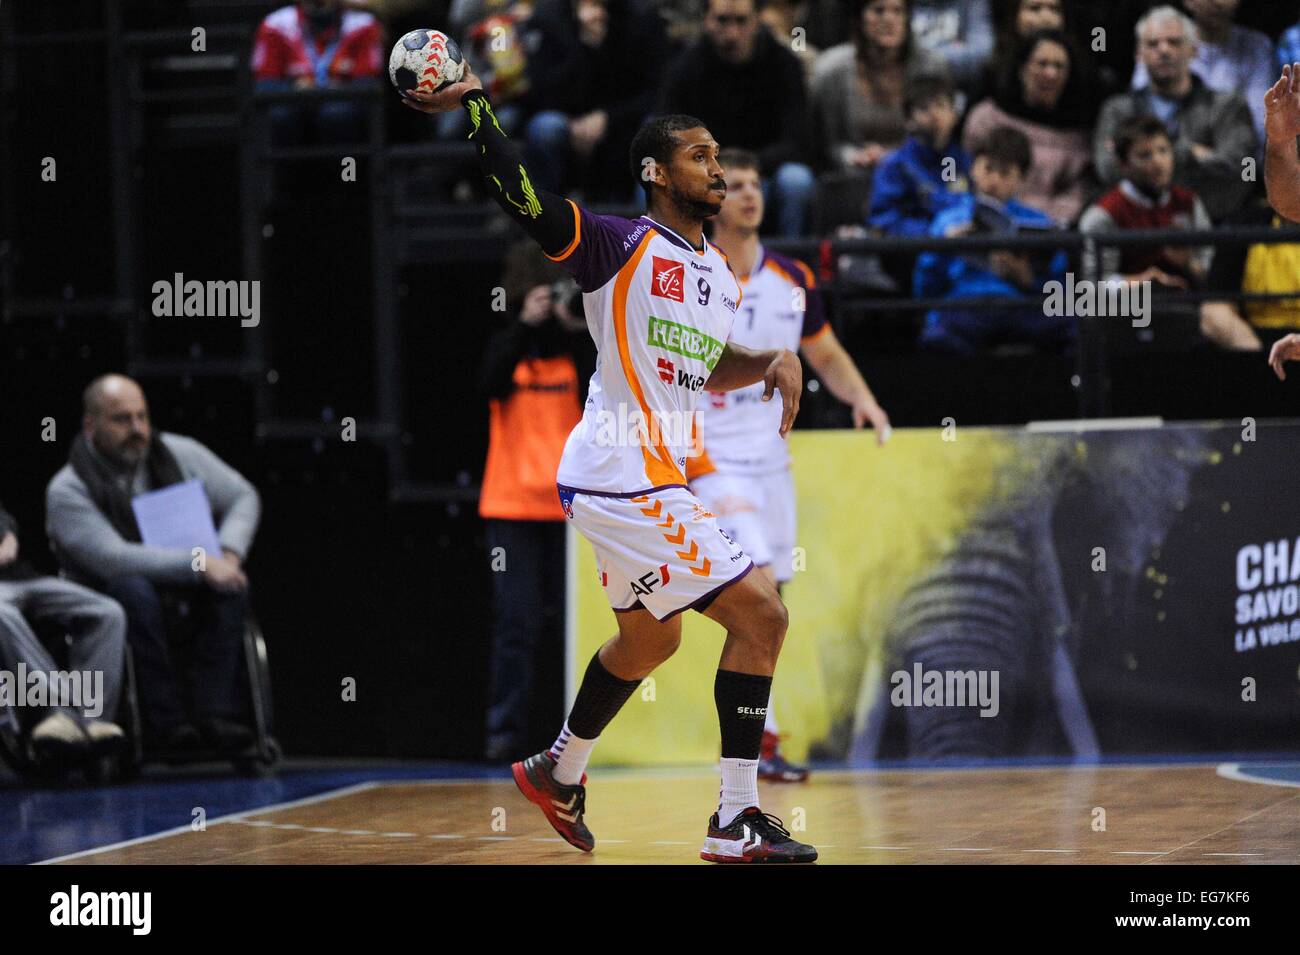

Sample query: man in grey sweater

[1092,6,1257,222]
[46,375,261,754]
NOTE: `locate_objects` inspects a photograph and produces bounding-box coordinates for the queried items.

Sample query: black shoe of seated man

[155,722,203,753]
[199,717,255,754]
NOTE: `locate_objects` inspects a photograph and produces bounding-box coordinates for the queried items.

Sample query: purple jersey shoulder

[552,204,654,292]
[762,248,827,340]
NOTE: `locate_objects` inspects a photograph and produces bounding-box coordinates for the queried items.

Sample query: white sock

[548,721,596,786]
[717,757,759,827]
[764,696,778,736]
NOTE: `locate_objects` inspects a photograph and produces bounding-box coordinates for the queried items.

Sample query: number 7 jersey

[548,201,744,495]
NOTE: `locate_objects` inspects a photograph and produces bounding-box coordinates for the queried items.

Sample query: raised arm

[403,64,578,257]
[1264,64,1300,222]
[706,344,802,436]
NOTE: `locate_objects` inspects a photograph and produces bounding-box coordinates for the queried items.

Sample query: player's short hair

[718,147,759,175]
[903,73,955,117]
[1113,115,1172,163]
[629,114,710,197]
[973,125,1033,175]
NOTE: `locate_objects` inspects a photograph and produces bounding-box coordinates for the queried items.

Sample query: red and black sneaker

[758,730,810,782]
[700,807,818,863]
[511,751,594,852]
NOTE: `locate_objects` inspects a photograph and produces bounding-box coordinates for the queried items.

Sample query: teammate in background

[403,63,817,862]
[690,147,891,783]
[1263,64,1300,377]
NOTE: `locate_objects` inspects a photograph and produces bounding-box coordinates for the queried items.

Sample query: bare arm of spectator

[1200,301,1262,350]
[1264,65,1300,221]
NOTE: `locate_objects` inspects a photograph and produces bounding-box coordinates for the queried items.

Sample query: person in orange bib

[479,242,594,761]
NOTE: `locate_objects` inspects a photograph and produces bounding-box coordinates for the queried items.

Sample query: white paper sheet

[131,479,222,556]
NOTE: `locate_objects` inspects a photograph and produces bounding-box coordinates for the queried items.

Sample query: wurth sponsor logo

[651,256,685,301]
[676,369,706,392]
[658,357,675,383]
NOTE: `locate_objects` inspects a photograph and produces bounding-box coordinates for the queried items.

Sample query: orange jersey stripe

[612,229,686,487]
[545,199,583,262]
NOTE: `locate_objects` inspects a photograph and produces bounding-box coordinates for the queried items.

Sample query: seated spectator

[982,1,1119,105]
[1080,115,1212,343]
[1199,204,1300,351]
[915,125,1070,353]
[1093,5,1257,222]
[519,0,666,204]
[479,242,595,761]
[962,28,1096,225]
[810,0,948,175]
[1079,116,1212,293]
[661,0,815,236]
[869,74,971,235]
[0,498,125,765]
[1130,0,1276,144]
[46,375,261,755]
[909,0,994,94]
[252,0,385,145]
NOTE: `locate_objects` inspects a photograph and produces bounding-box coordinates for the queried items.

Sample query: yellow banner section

[571,428,1012,767]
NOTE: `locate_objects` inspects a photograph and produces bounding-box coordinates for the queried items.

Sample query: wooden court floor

[53,764,1300,864]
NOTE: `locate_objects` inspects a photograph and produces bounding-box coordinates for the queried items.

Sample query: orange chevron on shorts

[656,512,675,528]
[639,499,662,518]
[675,539,698,561]
[630,495,649,504]
[664,523,686,545]
[690,557,712,577]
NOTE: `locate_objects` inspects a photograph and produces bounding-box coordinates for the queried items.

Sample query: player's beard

[669,183,724,220]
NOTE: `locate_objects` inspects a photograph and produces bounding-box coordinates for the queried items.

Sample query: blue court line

[0,761,511,866]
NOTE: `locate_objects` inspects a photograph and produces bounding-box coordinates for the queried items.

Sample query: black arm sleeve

[479,321,532,400]
[462,89,578,258]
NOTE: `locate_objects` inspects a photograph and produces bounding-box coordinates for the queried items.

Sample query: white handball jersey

[548,201,744,495]
[695,245,829,475]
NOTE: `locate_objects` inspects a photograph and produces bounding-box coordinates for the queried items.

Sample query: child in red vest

[1079,115,1213,289]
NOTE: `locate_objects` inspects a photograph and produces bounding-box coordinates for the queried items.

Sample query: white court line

[33,780,384,865]
[1216,762,1300,789]
[1023,849,1079,853]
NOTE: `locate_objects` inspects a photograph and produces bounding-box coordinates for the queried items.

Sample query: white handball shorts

[559,483,754,621]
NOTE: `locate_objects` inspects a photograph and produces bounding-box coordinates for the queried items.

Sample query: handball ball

[388,29,465,96]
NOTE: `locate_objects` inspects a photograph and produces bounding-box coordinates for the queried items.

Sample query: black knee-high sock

[565,651,642,740]
[715,669,773,759]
